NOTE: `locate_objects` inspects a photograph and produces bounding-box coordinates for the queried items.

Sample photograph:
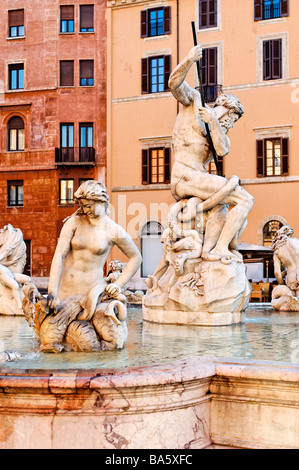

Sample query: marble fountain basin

[0,306,298,449]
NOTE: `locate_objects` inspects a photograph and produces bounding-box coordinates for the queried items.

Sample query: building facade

[0,0,107,282]
[106,0,299,288]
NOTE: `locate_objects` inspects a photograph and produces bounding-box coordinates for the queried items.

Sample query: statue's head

[74,180,110,212]
[213,93,244,134]
[109,259,122,272]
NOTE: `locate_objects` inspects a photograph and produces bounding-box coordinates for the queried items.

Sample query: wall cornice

[107,0,169,8]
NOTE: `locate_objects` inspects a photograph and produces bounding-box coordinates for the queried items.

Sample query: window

[8,180,23,206]
[263,39,282,80]
[59,179,74,205]
[207,155,223,176]
[142,147,170,184]
[256,138,289,177]
[254,0,289,21]
[60,6,74,33]
[141,7,171,37]
[8,9,25,37]
[198,0,217,29]
[60,60,74,86]
[9,63,24,90]
[201,47,218,102]
[263,220,283,246]
[141,55,171,94]
[79,123,94,162]
[60,123,74,162]
[8,116,25,151]
[23,240,31,276]
[80,60,94,86]
[80,5,94,32]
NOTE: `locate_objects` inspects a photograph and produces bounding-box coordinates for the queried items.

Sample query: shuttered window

[141,55,171,94]
[60,61,74,86]
[207,155,223,176]
[198,0,217,29]
[60,5,74,33]
[263,39,282,80]
[8,9,24,37]
[141,7,171,37]
[256,138,289,177]
[80,5,94,32]
[80,60,94,86]
[142,148,171,185]
[254,0,289,21]
[59,180,74,205]
[201,47,218,102]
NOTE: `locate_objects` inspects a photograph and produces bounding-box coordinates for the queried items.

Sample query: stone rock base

[143,259,251,326]
[142,307,246,326]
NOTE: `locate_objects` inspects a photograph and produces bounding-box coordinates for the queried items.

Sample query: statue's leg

[201,205,228,258]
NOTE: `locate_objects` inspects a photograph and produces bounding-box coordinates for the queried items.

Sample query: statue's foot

[229,249,243,262]
[145,275,159,291]
[203,248,241,264]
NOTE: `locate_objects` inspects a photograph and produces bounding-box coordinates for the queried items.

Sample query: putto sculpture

[0,224,31,316]
[22,180,142,352]
[271,225,299,311]
[143,45,254,326]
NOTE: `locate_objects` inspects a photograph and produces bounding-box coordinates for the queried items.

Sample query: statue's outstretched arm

[168,46,203,107]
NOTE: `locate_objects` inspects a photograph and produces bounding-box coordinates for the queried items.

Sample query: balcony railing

[55,147,95,164]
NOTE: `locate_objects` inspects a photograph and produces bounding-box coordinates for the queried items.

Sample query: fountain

[0,47,298,450]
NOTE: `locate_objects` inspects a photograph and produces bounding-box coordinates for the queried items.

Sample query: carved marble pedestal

[143,259,251,326]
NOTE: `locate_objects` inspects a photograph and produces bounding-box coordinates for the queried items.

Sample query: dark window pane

[80,60,94,86]
[80,5,94,31]
[60,61,74,86]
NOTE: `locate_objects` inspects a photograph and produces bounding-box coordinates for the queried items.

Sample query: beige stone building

[106,0,299,289]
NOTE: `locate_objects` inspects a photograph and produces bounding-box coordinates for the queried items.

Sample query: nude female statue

[47,180,142,310]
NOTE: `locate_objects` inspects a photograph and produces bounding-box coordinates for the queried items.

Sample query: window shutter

[80,60,94,79]
[263,40,271,80]
[257,140,265,177]
[201,48,208,86]
[141,58,149,94]
[254,0,263,21]
[60,61,74,86]
[140,10,148,37]
[164,148,170,183]
[280,0,289,17]
[142,149,150,184]
[281,138,289,175]
[208,47,217,85]
[80,5,94,29]
[217,155,224,177]
[60,5,74,20]
[199,0,208,29]
[9,9,24,27]
[163,6,171,34]
[164,55,171,91]
[272,39,282,79]
[209,0,217,27]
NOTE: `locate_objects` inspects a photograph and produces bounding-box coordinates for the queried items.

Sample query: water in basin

[0,306,298,370]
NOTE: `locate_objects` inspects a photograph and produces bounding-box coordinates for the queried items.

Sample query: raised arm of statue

[168,45,203,107]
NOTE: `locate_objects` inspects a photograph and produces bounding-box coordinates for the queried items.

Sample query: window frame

[79,60,94,86]
[142,147,171,185]
[263,38,282,81]
[59,60,74,87]
[8,9,25,38]
[60,5,75,34]
[7,180,24,207]
[7,116,25,151]
[8,63,24,90]
[140,6,171,38]
[198,0,218,30]
[59,179,74,205]
[141,55,171,94]
[79,123,94,162]
[254,0,289,21]
[79,5,94,33]
[256,137,289,177]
